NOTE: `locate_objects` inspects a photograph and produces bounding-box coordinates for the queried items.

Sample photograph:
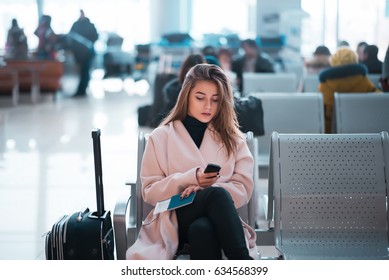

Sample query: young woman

[126,64,257,260]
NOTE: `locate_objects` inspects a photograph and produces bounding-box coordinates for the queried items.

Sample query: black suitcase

[45,129,115,260]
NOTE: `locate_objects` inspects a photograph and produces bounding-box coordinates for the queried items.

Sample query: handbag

[234,95,265,136]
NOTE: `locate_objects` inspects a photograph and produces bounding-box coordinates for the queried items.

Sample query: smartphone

[204,163,221,173]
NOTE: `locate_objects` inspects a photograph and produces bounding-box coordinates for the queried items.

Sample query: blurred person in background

[155,54,207,126]
[5,18,28,60]
[304,45,331,74]
[231,38,275,94]
[319,47,380,133]
[380,44,389,92]
[68,10,99,97]
[218,48,233,72]
[356,41,368,63]
[34,15,57,60]
[338,40,350,48]
[360,44,382,74]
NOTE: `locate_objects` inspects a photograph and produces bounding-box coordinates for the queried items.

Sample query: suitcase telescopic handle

[92,128,105,217]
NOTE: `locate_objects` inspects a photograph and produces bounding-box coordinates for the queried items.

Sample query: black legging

[175,187,252,260]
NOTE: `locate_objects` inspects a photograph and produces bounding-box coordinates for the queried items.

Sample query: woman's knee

[206,187,233,204]
[203,187,232,199]
[189,217,215,237]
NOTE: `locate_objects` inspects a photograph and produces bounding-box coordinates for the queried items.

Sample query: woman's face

[187,80,219,123]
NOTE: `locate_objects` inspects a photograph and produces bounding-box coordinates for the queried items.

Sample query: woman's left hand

[181,184,202,199]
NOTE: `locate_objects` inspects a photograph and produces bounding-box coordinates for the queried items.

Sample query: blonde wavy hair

[161,63,242,157]
[330,47,358,66]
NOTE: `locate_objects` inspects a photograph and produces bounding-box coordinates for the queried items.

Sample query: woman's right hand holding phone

[196,164,220,188]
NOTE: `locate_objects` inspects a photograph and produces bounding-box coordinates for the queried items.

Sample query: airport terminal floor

[0,71,153,260]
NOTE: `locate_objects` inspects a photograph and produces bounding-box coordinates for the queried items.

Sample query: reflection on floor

[0,73,152,260]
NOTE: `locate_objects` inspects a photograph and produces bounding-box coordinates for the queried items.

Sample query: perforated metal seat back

[251,93,325,225]
[271,132,389,259]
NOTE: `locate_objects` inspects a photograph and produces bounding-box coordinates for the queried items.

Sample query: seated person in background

[338,40,350,48]
[126,64,257,260]
[356,41,368,63]
[217,47,237,89]
[201,45,220,66]
[218,47,233,72]
[152,54,207,126]
[201,45,217,56]
[304,45,331,74]
[381,44,389,92]
[361,44,383,74]
[231,38,275,94]
[319,47,380,133]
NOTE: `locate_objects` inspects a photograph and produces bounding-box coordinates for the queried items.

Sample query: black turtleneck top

[182,115,207,148]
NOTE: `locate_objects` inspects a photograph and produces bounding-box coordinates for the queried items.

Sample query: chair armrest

[113,184,137,260]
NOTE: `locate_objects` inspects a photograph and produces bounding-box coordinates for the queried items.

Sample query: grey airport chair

[113,131,149,260]
[249,92,325,230]
[250,92,325,173]
[242,73,297,96]
[269,131,389,259]
[302,74,320,92]
[333,93,389,133]
[113,131,261,260]
[367,74,382,89]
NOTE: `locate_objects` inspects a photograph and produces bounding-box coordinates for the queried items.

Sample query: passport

[153,192,196,214]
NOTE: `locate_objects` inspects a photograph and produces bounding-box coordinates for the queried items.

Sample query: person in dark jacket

[361,44,383,74]
[231,38,275,93]
[69,10,98,97]
[319,47,380,133]
[381,45,389,92]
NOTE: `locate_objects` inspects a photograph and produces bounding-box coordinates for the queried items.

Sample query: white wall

[256,0,302,37]
[149,0,192,42]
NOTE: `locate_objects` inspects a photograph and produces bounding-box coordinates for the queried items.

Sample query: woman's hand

[196,167,220,187]
[180,167,220,198]
[181,184,202,199]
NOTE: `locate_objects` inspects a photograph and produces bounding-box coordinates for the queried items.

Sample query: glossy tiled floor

[0,72,152,259]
